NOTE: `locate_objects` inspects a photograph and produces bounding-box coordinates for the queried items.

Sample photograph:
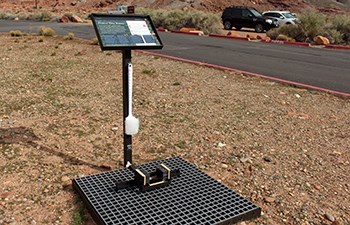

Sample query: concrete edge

[159,29,349,50]
[170,30,202,36]
[261,39,311,47]
[325,45,350,50]
[208,33,250,41]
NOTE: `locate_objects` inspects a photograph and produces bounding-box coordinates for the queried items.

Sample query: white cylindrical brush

[125,62,139,135]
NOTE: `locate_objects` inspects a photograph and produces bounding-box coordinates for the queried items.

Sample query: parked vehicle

[221,6,279,33]
[262,11,298,25]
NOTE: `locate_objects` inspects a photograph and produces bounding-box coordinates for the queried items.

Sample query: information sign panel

[91,14,163,50]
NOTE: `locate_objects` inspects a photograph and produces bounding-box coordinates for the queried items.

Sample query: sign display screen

[91,14,163,50]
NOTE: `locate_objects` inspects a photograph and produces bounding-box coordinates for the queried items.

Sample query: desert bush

[298,12,327,41]
[64,32,75,40]
[38,26,56,36]
[267,12,350,45]
[330,14,350,32]
[91,38,99,45]
[278,24,306,42]
[0,12,9,20]
[328,14,350,43]
[30,11,52,21]
[266,28,279,40]
[63,12,74,21]
[10,30,24,37]
[322,29,343,44]
[136,8,221,34]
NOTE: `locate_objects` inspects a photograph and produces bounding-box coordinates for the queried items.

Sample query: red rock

[314,35,330,45]
[180,27,197,32]
[227,31,240,37]
[71,14,83,23]
[60,15,69,23]
[276,34,289,41]
[247,34,257,40]
[1,192,11,198]
[189,30,204,36]
[262,36,271,41]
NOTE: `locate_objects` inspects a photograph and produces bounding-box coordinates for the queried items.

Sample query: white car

[262,11,298,25]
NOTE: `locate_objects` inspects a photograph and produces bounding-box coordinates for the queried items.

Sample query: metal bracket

[116,163,180,192]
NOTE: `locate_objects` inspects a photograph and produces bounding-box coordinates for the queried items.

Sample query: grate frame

[73,157,261,225]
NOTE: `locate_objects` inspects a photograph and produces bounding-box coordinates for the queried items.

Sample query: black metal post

[122,50,132,167]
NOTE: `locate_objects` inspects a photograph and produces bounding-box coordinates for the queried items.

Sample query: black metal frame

[91,13,163,51]
[73,13,261,225]
[91,14,164,166]
[73,157,261,225]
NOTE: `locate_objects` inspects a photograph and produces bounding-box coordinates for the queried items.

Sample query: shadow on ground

[0,126,109,172]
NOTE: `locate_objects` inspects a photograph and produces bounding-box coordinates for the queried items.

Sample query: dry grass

[38,26,56,36]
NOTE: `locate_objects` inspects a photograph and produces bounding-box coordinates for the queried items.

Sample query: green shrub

[330,14,350,33]
[267,12,350,45]
[266,28,279,40]
[90,38,99,45]
[328,14,350,44]
[38,26,56,36]
[40,11,52,21]
[10,30,24,37]
[278,24,306,42]
[322,29,343,44]
[136,8,221,34]
[30,11,52,21]
[0,12,9,20]
[64,32,75,40]
[298,12,326,41]
[64,12,73,20]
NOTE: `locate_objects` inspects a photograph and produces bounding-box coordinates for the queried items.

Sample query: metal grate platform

[73,157,261,225]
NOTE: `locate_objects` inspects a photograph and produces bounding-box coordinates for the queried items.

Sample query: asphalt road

[1,20,350,94]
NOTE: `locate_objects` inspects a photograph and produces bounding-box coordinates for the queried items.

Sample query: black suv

[221,6,278,33]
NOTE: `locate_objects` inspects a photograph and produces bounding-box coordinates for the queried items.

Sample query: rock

[262,36,271,42]
[314,35,330,45]
[0,192,11,198]
[240,157,252,163]
[62,181,72,188]
[180,27,197,32]
[100,163,113,170]
[221,163,228,169]
[325,213,335,222]
[71,15,83,23]
[60,15,69,23]
[264,196,275,203]
[61,176,70,182]
[331,221,342,225]
[246,34,257,40]
[189,30,204,36]
[227,31,240,37]
[217,142,226,148]
[263,155,272,162]
[276,34,289,41]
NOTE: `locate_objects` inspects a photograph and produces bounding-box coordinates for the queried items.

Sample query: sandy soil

[0,33,349,225]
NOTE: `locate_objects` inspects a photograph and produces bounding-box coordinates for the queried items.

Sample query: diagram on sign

[92,15,162,50]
